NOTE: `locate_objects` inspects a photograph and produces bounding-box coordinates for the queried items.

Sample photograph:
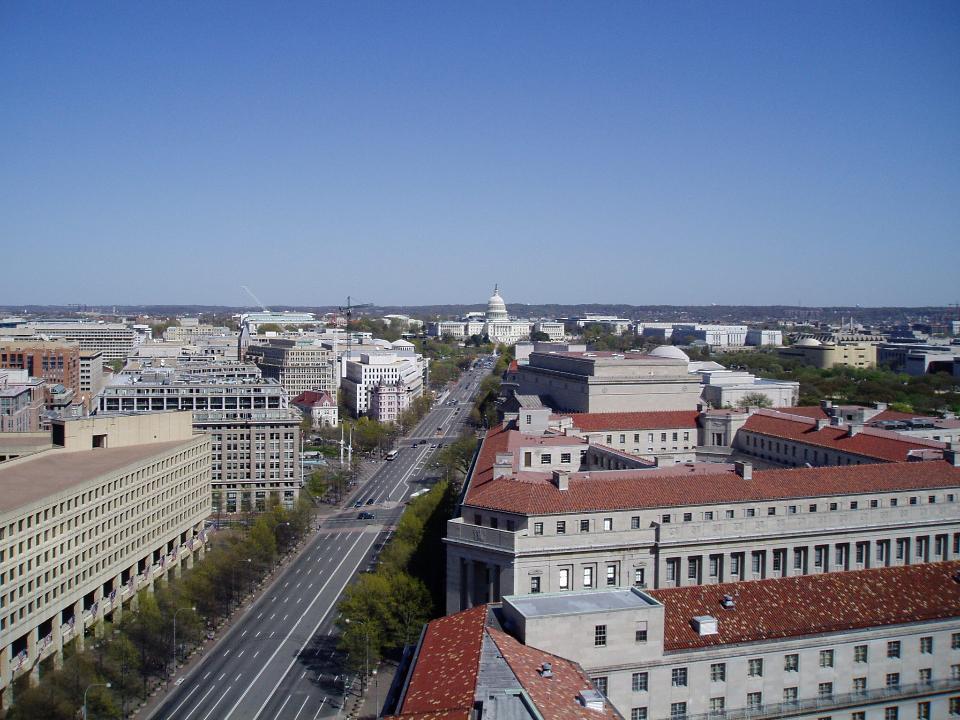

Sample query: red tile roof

[488,628,619,719]
[742,409,945,462]
[394,605,487,717]
[566,410,699,432]
[291,390,334,406]
[650,560,960,651]
[391,606,619,719]
[464,452,960,516]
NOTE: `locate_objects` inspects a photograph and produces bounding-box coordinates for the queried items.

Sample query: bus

[385,449,399,461]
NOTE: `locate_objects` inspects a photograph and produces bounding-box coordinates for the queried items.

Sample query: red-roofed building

[385,605,621,720]
[735,408,946,466]
[446,419,960,614]
[496,562,960,719]
[555,410,700,464]
[291,390,338,428]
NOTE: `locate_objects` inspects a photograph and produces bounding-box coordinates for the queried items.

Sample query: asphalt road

[148,360,490,720]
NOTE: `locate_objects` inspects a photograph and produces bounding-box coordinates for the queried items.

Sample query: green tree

[739,392,774,409]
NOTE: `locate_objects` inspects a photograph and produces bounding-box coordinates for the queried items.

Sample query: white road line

[237,650,244,658]
[255,631,261,638]
[293,695,310,720]
[300,670,307,680]
[241,630,247,637]
[274,695,292,718]
[219,672,226,681]
[199,685,232,720]
[222,650,230,657]
[166,683,200,719]
[306,568,312,575]
[203,671,212,681]
[312,697,327,720]
[235,673,242,682]
[253,650,260,659]
[307,582,314,589]
[223,532,371,720]
[282,614,288,622]
[269,631,275,638]
[297,597,303,604]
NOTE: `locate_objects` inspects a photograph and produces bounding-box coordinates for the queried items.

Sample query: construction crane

[241,285,269,312]
[337,295,374,325]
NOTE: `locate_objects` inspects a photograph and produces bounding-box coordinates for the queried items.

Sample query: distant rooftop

[504,587,660,619]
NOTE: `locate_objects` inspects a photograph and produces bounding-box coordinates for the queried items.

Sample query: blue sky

[1,1,958,307]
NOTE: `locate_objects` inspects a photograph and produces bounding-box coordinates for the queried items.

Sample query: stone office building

[444,422,960,614]
[0,413,210,708]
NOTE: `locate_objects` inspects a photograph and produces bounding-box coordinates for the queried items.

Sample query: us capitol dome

[486,284,509,321]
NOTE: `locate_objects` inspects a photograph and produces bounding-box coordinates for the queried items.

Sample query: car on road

[411,441,419,448]
[366,498,375,505]
[430,443,438,449]
[353,500,363,508]
[357,511,375,520]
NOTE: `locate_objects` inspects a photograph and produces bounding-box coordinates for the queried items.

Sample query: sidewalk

[344,660,398,719]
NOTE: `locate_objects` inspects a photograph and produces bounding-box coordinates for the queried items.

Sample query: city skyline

[2,2,959,306]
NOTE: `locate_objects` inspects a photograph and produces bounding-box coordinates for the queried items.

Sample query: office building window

[580,519,590,532]
[748,658,763,677]
[603,517,613,531]
[556,521,566,534]
[634,568,645,587]
[920,636,932,654]
[635,621,648,643]
[559,568,570,591]
[710,663,725,682]
[583,567,594,588]
[632,672,648,692]
[783,687,798,703]
[592,676,607,696]
[630,710,647,720]
[820,649,834,667]
[818,682,833,697]
[888,640,901,658]
[709,698,725,714]
[853,677,866,693]
[884,709,898,720]
[530,576,540,594]
[533,522,543,535]
[606,564,617,586]
[784,653,799,672]
[671,667,687,687]
[919,668,931,684]
[631,516,640,529]
[670,702,687,719]
[917,701,931,720]
[854,644,868,662]
[747,692,762,709]
[594,624,607,647]
[886,673,900,688]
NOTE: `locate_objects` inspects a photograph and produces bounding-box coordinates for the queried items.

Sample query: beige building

[445,421,960,614]
[245,338,337,402]
[0,412,211,708]
[779,338,878,369]
[499,562,960,720]
[516,347,702,413]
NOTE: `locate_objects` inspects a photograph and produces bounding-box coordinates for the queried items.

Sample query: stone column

[26,628,38,687]
[51,617,63,671]
[1,644,11,710]
[73,600,85,652]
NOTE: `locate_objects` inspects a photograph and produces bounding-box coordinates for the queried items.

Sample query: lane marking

[199,685,232,720]
[203,672,211,681]
[223,532,372,720]
[237,650,244,658]
[293,695,309,720]
[253,650,260,659]
[274,694,292,718]
[179,684,215,720]
[165,683,199,719]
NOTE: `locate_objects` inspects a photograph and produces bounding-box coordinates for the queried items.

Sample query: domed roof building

[647,345,691,362]
[486,285,509,322]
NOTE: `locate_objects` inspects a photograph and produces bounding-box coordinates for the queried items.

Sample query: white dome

[647,345,690,362]
[795,338,822,347]
[486,285,508,321]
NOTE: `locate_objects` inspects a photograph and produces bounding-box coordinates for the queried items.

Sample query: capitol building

[428,286,564,345]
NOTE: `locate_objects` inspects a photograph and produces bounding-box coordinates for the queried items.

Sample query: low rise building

[745,328,783,346]
[0,412,210,707]
[696,369,799,409]
[17,322,140,362]
[0,371,44,433]
[550,410,700,465]
[779,338,879,369]
[291,390,338,428]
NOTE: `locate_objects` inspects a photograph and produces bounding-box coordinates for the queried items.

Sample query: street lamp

[372,667,379,718]
[83,681,111,720]
[172,606,197,676]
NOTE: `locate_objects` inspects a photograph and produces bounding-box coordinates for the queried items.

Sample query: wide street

[148,360,490,720]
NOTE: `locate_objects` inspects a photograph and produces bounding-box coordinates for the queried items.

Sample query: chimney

[829,416,843,427]
[945,443,960,468]
[815,418,829,431]
[734,461,752,480]
[847,423,863,437]
[552,470,569,491]
[691,615,718,636]
[494,453,513,479]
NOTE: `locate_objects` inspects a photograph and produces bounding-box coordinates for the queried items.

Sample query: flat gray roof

[504,587,661,618]
[0,439,199,514]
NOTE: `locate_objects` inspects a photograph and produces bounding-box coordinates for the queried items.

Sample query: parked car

[353,500,363,508]
[365,498,375,505]
[357,511,375,520]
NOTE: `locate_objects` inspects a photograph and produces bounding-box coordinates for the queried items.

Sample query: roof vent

[577,689,605,711]
[692,615,718,636]
[734,461,752,481]
[815,418,829,430]
[721,594,736,610]
[847,423,863,437]
[539,662,553,678]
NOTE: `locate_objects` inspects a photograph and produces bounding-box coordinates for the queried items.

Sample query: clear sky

[1,1,958,308]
